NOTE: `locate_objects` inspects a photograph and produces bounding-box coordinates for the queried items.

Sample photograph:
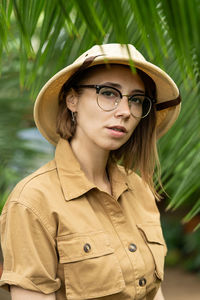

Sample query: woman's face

[67,65,145,152]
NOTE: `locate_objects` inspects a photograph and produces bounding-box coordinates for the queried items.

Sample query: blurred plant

[0,50,53,211]
[183,230,200,274]
[161,216,200,274]
[161,217,184,266]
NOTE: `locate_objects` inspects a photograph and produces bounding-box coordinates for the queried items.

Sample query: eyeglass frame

[73,84,156,119]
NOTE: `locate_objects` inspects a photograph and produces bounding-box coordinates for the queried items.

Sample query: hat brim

[34,55,180,145]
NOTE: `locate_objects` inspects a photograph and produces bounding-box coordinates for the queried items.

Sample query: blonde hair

[56,65,161,199]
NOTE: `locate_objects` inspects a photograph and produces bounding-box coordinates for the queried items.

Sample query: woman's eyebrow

[102,81,122,89]
[102,82,145,94]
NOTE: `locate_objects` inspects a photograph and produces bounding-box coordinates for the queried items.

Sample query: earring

[71,111,76,123]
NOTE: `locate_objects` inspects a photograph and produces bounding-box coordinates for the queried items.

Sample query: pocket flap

[57,231,114,263]
[137,224,167,281]
[136,224,165,245]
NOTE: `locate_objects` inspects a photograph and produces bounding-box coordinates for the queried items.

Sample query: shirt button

[128,243,137,252]
[139,278,147,287]
[83,243,91,253]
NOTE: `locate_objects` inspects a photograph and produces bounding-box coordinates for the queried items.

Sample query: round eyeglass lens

[97,87,152,118]
[97,87,120,111]
[129,95,152,118]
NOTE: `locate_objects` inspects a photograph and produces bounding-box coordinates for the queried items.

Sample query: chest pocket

[57,231,125,300]
[136,224,167,281]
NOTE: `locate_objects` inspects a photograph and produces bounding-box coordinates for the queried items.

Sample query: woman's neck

[70,138,110,189]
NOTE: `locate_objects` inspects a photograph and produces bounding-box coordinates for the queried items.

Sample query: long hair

[56,64,161,199]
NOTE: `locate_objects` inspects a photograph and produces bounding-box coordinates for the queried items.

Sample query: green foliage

[183,230,200,273]
[162,217,200,274]
[0,0,199,227]
[0,50,53,209]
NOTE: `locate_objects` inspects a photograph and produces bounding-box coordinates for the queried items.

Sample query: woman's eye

[101,89,117,98]
[103,91,113,96]
[129,96,143,104]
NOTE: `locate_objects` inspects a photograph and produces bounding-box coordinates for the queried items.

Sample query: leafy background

[0,0,200,272]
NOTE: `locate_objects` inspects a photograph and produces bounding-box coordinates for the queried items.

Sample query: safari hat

[34,43,181,145]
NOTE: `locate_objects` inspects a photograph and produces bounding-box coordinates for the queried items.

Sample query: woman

[0,44,181,300]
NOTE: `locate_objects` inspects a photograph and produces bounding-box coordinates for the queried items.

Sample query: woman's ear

[66,88,78,112]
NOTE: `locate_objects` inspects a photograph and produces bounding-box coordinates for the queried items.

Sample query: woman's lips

[106,126,127,137]
[107,126,127,132]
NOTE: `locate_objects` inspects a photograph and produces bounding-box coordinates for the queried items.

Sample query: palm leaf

[0,0,200,224]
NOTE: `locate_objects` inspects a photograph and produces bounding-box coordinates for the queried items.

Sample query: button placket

[101,194,148,296]
[102,196,141,282]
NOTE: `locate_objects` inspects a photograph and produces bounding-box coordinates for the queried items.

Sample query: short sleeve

[0,201,61,294]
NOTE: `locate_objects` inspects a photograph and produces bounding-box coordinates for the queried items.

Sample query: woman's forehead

[85,63,133,76]
[80,64,144,87]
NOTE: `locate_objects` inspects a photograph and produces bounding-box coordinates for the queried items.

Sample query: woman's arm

[11,286,56,300]
[154,287,165,300]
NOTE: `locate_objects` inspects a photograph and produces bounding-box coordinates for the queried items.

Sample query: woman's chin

[100,141,125,151]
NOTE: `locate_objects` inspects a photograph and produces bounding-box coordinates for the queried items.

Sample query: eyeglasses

[74,84,156,118]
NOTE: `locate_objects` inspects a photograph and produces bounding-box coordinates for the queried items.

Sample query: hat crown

[74,43,146,64]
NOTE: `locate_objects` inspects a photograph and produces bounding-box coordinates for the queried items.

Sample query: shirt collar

[107,159,132,200]
[55,138,132,201]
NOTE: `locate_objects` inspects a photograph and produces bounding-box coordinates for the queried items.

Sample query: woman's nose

[114,96,131,118]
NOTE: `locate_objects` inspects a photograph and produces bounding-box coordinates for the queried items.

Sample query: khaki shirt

[0,138,167,300]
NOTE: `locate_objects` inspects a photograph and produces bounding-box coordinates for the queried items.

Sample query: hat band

[78,54,105,71]
[156,95,181,111]
[63,55,104,90]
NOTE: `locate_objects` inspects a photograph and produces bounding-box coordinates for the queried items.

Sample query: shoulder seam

[18,166,57,199]
[7,201,55,240]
